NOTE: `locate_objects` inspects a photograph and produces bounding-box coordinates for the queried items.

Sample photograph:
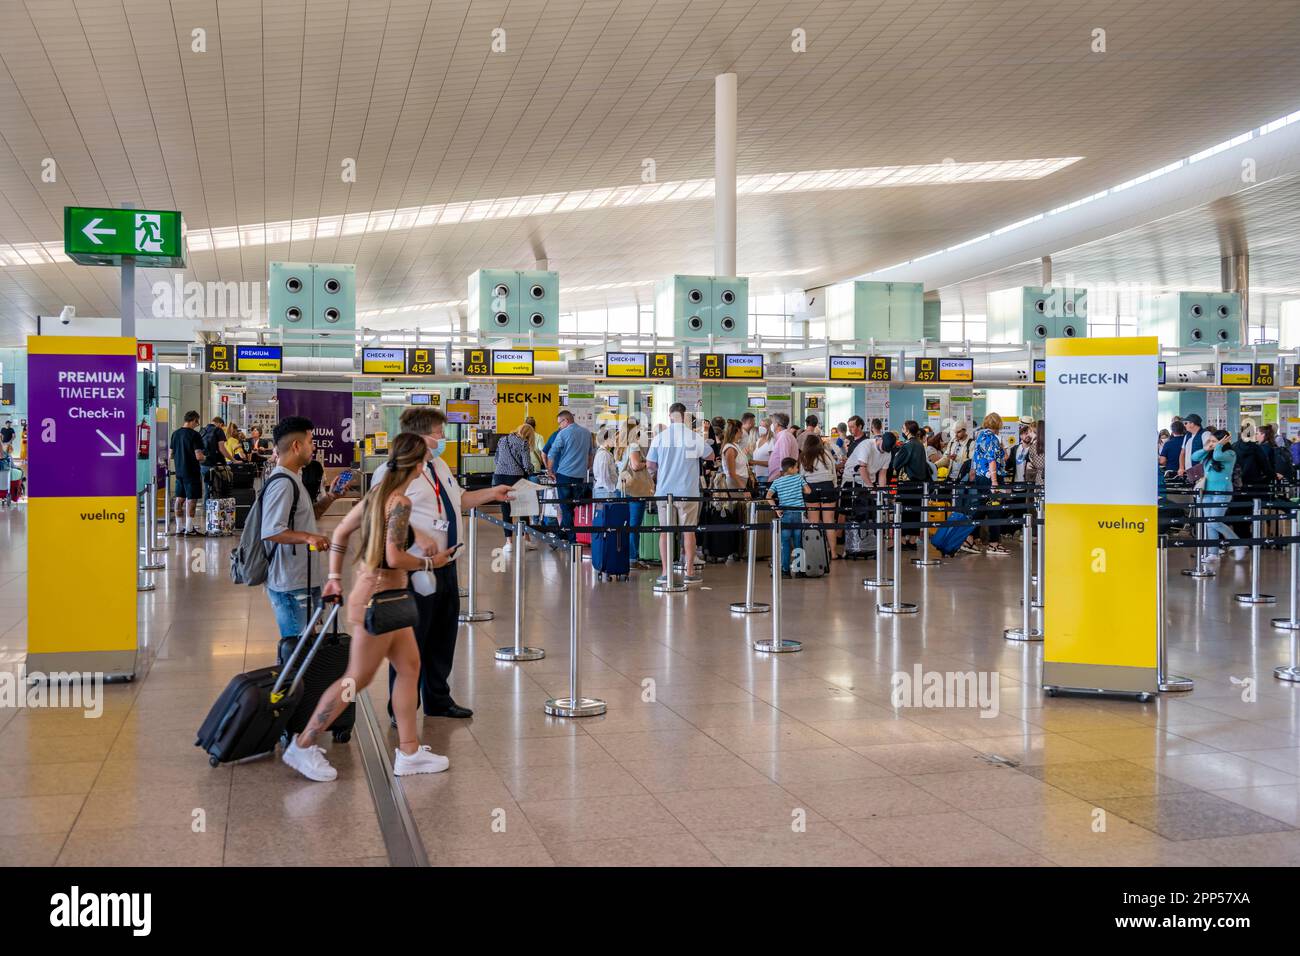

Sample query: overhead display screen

[205,343,233,374]
[868,356,892,382]
[406,348,435,376]
[408,393,432,405]
[491,349,534,376]
[235,345,282,373]
[914,356,973,383]
[1255,362,1276,387]
[1158,361,1166,386]
[362,348,407,375]
[445,400,480,424]
[605,351,647,378]
[1219,362,1253,386]
[723,353,764,380]
[1033,359,1046,384]
[828,355,866,381]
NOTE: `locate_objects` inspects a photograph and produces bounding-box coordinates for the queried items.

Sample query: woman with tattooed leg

[282,433,458,781]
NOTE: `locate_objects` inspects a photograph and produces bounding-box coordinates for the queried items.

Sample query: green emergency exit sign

[63,206,186,267]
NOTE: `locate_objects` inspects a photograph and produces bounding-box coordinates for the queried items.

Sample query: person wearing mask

[1159,420,1186,476]
[617,432,654,568]
[169,410,205,535]
[543,409,594,542]
[798,431,838,559]
[1192,429,1245,559]
[768,412,798,478]
[1262,424,1295,484]
[925,434,949,479]
[1178,414,1204,475]
[959,412,1008,555]
[946,424,973,470]
[751,419,774,485]
[592,435,619,499]
[492,422,539,553]
[767,457,812,578]
[260,417,339,642]
[891,421,929,551]
[361,407,513,723]
[720,419,751,493]
[283,434,457,782]
[831,423,849,461]
[845,416,867,456]
[646,402,715,586]
[224,423,248,463]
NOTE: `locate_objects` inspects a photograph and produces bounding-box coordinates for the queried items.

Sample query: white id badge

[411,570,436,595]
[430,518,450,533]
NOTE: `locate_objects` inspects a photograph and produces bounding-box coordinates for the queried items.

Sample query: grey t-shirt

[260,465,320,593]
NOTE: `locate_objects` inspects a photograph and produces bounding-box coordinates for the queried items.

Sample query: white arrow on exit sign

[81,217,116,246]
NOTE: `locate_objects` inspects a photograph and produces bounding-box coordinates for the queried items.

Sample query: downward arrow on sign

[96,430,126,457]
[1057,434,1086,462]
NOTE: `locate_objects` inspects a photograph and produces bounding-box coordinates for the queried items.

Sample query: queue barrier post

[653,494,688,593]
[1157,536,1194,692]
[495,517,544,662]
[731,498,771,614]
[1181,496,1216,578]
[1032,497,1045,609]
[1272,513,1300,634]
[1235,497,1276,605]
[156,474,171,545]
[137,490,156,593]
[1003,511,1041,641]
[912,484,940,568]
[458,507,494,624]
[141,481,166,570]
[863,488,893,590]
[544,542,607,717]
[754,516,801,653]
[878,500,918,615]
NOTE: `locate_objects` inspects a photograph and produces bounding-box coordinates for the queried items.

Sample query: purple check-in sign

[29,352,137,498]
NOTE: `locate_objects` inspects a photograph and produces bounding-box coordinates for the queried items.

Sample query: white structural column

[714,72,737,277]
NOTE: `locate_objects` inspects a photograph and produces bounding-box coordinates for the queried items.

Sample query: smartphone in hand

[332,469,354,494]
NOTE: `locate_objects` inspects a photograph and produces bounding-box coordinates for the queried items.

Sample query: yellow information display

[606,351,648,378]
[723,353,764,380]
[235,345,283,373]
[1044,336,1159,696]
[828,356,866,381]
[362,348,407,374]
[1219,362,1253,386]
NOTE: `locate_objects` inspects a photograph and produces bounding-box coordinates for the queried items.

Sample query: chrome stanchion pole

[654,494,687,593]
[878,501,918,615]
[863,488,893,590]
[1004,511,1041,641]
[1181,497,1215,578]
[142,481,165,570]
[159,471,172,541]
[459,507,494,623]
[1031,496,1045,608]
[136,490,155,592]
[754,516,801,652]
[912,484,940,568]
[1158,537,1194,692]
[1272,513,1300,632]
[1235,497,1276,605]
[731,499,771,613]
[545,543,606,716]
[496,517,544,661]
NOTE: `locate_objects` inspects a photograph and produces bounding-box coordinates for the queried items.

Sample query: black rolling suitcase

[195,601,341,766]
[278,606,355,742]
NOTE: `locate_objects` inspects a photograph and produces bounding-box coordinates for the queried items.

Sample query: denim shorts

[267,586,322,638]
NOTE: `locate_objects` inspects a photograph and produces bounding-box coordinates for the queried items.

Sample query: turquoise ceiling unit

[1138,291,1241,348]
[711,276,749,339]
[311,263,356,358]
[986,286,1088,343]
[518,268,560,343]
[824,280,923,340]
[655,275,713,338]
[469,268,520,335]
[269,261,315,357]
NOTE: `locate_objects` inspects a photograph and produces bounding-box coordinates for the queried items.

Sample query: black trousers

[387,564,460,717]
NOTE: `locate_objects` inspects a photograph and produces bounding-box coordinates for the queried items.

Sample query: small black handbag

[364,588,420,634]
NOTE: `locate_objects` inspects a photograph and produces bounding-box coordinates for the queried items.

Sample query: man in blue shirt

[544,409,593,541]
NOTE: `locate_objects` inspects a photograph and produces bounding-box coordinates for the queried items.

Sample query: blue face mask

[429,438,446,458]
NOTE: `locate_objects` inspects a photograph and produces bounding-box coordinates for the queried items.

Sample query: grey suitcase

[797,527,829,578]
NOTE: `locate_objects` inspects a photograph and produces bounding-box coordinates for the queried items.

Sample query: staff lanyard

[423,467,445,519]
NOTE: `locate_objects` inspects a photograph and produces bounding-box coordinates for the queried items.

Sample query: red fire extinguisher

[137,418,151,460]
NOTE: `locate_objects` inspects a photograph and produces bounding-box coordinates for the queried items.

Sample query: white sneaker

[525,538,538,550]
[393,744,450,776]
[1232,546,1249,559]
[282,738,337,782]
[502,539,513,553]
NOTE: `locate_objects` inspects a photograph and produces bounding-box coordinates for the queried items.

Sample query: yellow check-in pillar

[1044,336,1159,696]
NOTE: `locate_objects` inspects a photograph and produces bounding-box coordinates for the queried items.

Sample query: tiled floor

[3,504,1300,867]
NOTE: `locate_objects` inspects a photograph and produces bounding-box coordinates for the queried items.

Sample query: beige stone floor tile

[76,780,230,831]
[411,800,544,853]
[1183,829,1300,865]
[0,793,86,836]
[907,767,1078,810]
[1129,752,1298,790]
[616,753,774,793]
[957,733,1115,767]
[852,740,1002,775]
[1176,721,1300,752]
[742,677,860,703]
[655,783,826,832]
[1100,791,1293,842]
[663,699,784,727]
[502,761,648,802]
[695,821,888,867]
[785,775,955,821]
[1237,747,1300,775]
[739,746,895,785]
[1022,759,1196,801]
[1204,784,1300,826]
[698,718,840,753]
[476,732,616,770]
[0,731,118,765]
[1060,727,1219,759]
[0,833,63,866]
[805,717,943,748]
[0,760,101,798]
[588,728,731,763]
[56,824,227,867]
[223,814,387,865]
[433,843,558,867]
[968,800,1165,854]
[519,793,686,844]
[546,833,720,867]
[840,811,1051,866]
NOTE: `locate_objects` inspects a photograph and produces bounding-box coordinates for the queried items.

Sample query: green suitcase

[639,511,661,562]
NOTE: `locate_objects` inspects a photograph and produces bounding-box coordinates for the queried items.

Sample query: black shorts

[805,480,837,504]
[176,473,203,500]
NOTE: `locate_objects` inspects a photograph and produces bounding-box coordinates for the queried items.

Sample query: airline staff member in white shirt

[327,406,511,723]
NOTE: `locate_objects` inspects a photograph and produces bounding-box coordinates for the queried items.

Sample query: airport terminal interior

[3,0,1300,894]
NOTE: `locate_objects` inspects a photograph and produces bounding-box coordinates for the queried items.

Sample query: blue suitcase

[591,500,631,580]
[931,511,975,556]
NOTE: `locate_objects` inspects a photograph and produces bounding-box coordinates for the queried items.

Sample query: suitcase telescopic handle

[270,601,336,702]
